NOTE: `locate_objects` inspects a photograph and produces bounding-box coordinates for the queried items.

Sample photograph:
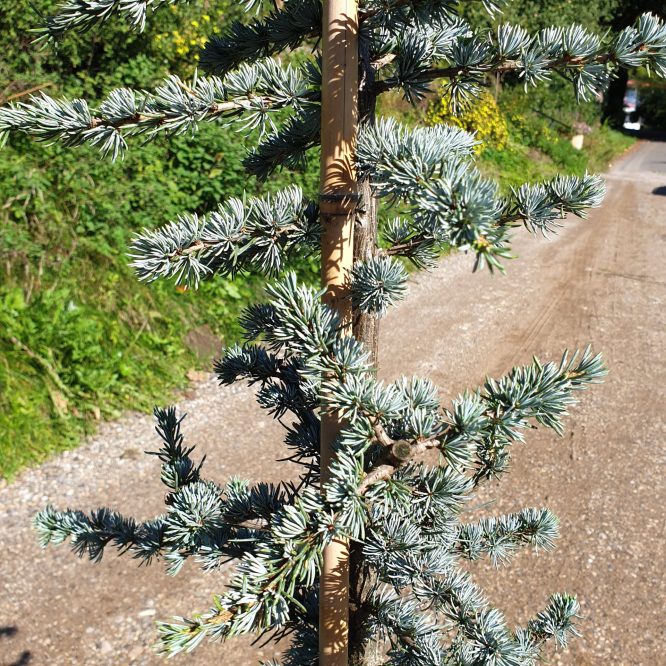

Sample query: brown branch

[167,220,304,263]
[371,53,396,72]
[358,430,447,495]
[374,52,618,95]
[372,422,394,448]
[384,239,424,257]
[87,97,259,132]
[1,82,54,104]
[358,464,395,494]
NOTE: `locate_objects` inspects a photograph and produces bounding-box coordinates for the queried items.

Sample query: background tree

[597,0,665,126]
[2,1,665,664]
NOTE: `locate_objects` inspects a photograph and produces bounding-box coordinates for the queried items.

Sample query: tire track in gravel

[1,140,664,665]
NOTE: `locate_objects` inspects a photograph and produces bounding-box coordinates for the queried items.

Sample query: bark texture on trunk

[348,176,385,666]
[352,33,380,366]
[352,177,379,361]
[348,45,386,665]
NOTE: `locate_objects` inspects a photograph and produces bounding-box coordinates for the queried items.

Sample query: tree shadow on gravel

[625,128,666,142]
[0,626,32,666]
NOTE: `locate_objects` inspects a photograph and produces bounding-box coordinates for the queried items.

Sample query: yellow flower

[427,88,508,153]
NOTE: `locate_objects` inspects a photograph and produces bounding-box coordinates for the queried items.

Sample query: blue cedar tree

[3,0,665,663]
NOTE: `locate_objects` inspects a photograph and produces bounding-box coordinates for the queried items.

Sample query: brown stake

[319,1,358,664]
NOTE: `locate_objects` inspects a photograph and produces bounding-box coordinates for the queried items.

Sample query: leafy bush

[462,0,619,33]
[427,87,509,152]
[638,86,666,129]
[423,75,632,193]
[0,1,244,96]
[0,115,318,480]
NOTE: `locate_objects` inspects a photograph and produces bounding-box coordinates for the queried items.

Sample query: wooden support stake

[319,1,358,664]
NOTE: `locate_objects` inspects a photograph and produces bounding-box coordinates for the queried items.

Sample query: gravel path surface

[1,140,665,665]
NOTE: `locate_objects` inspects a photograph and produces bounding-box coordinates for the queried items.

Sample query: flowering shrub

[153,2,240,72]
[154,10,212,62]
[427,86,509,152]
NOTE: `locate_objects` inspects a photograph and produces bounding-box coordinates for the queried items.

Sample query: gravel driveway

[1,140,664,665]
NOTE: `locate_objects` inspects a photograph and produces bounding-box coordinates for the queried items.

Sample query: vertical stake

[319,1,358,664]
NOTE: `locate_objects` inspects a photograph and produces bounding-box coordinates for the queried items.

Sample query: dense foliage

[0,1,319,478]
[638,84,666,127]
[427,88,509,152]
[462,0,620,32]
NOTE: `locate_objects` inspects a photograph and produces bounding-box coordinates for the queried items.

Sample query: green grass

[0,251,271,478]
[480,123,635,191]
[583,124,636,172]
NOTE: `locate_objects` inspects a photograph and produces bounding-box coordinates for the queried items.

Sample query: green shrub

[478,81,634,191]
[638,86,666,129]
[0,114,319,478]
[0,0,322,480]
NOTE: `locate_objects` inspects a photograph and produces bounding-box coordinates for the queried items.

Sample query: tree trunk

[348,43,386,666]
[352,176,379,362]
[603,67,628,129]
[348,176,384,666]
[353,30,380,364]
